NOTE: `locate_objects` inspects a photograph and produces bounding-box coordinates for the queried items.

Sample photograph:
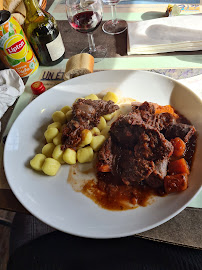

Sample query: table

[1,0,202,248]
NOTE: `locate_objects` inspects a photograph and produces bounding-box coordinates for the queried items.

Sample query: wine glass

[102,0,127,35]
[66,0,107,62]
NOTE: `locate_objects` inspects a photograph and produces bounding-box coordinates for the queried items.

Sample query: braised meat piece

[165,123,196,143]
[61,99,119,150]
[134,129,173,161]
[146,158,169,188]
[131,101,156,126]
[61,120,85,150]
[131,101,176,133]
[99,110,174,187]
[97,137,113,173]
[154,113,176,132]
[110,113,143,147]
[73,99,119,125]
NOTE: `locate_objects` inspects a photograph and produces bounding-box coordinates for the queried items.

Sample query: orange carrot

[97,164,111,172]
[155,105,178,118]
[168,158,190,175]
[171,137,186,158]
[164,174,188,193]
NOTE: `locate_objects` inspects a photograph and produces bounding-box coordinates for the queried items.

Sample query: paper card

[39,69,65,90]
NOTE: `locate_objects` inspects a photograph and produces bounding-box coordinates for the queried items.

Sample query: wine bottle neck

[24,0,43,19]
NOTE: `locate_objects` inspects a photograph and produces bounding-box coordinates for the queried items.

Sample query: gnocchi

[91,127,100,136]
[53,133,62,145]
[52,144,65,164]
[48,122,62,130]
[42,143,55,157]
[77,146,94,163]
[44,127,59,143]
[101,126,111,138]
[103,112,115,121]
[85,94,99,100]
[79,129,92,147]
[52,111,66,124]
[97,116,106,131]
[63,148,77,165]
[90,135,106,151]
[103,92,118,103]
[66,110,73,122]
[42,158,61,176]
[61,105,71,114]
[30,154,46,171]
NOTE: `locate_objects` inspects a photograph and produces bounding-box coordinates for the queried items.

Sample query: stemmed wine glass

[66,0,107,62]
[102,0,127,35]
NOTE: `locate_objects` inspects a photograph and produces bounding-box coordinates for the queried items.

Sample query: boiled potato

[66,110,73,121]
[42,158,61,176]
[77,146,94,163]
[52,111,66,124]
[103,92,118,103]
[90,135,105,151]
[52,144,64,164]
[79,129,92,147]
[42,143,55,157]
[61,105,71,114]
[101,126,111,138]
[103,112,115,121]
[30,154,46,171]
[47,122,61,130]
[91,127,100,136]
[85,94,99,100]
[53,133,62,145]
[63,148,76,165]
[97,116,106,131]
[44,127,59,143]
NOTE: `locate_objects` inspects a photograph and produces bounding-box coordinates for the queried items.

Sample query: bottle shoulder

[24,11,58,39]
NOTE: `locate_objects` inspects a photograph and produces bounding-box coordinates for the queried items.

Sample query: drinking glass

[66,0,107,62]
[102,0,127,35]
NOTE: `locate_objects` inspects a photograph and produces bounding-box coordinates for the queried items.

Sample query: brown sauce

[82,180,164,211]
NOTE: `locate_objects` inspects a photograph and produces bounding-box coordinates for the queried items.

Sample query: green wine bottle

[23,0,65,66]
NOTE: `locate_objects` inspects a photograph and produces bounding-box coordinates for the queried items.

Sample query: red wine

[69,11,102,33]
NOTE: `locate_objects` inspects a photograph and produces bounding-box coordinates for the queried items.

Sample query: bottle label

[46,32,65,61]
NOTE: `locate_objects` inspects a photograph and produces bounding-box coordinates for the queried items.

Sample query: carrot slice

[97,164,111,172]
[168,158,190,175]
[164,174,188,193]
[171,137,186,158]
[155,105,178,118]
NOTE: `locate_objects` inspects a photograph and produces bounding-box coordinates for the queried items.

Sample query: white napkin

[0,69,25,132]
[128,14,202,55]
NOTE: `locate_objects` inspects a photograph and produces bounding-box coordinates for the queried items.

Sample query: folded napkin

[0,69,25,132]
[128,14,202,55]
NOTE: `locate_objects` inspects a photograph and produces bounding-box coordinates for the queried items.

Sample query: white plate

[4,70,202,238]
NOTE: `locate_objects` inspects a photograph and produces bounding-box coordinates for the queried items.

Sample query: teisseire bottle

[23,0,65,66]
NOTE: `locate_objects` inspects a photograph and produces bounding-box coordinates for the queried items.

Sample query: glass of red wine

[66,0,107,62]
[102,0,127,35]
